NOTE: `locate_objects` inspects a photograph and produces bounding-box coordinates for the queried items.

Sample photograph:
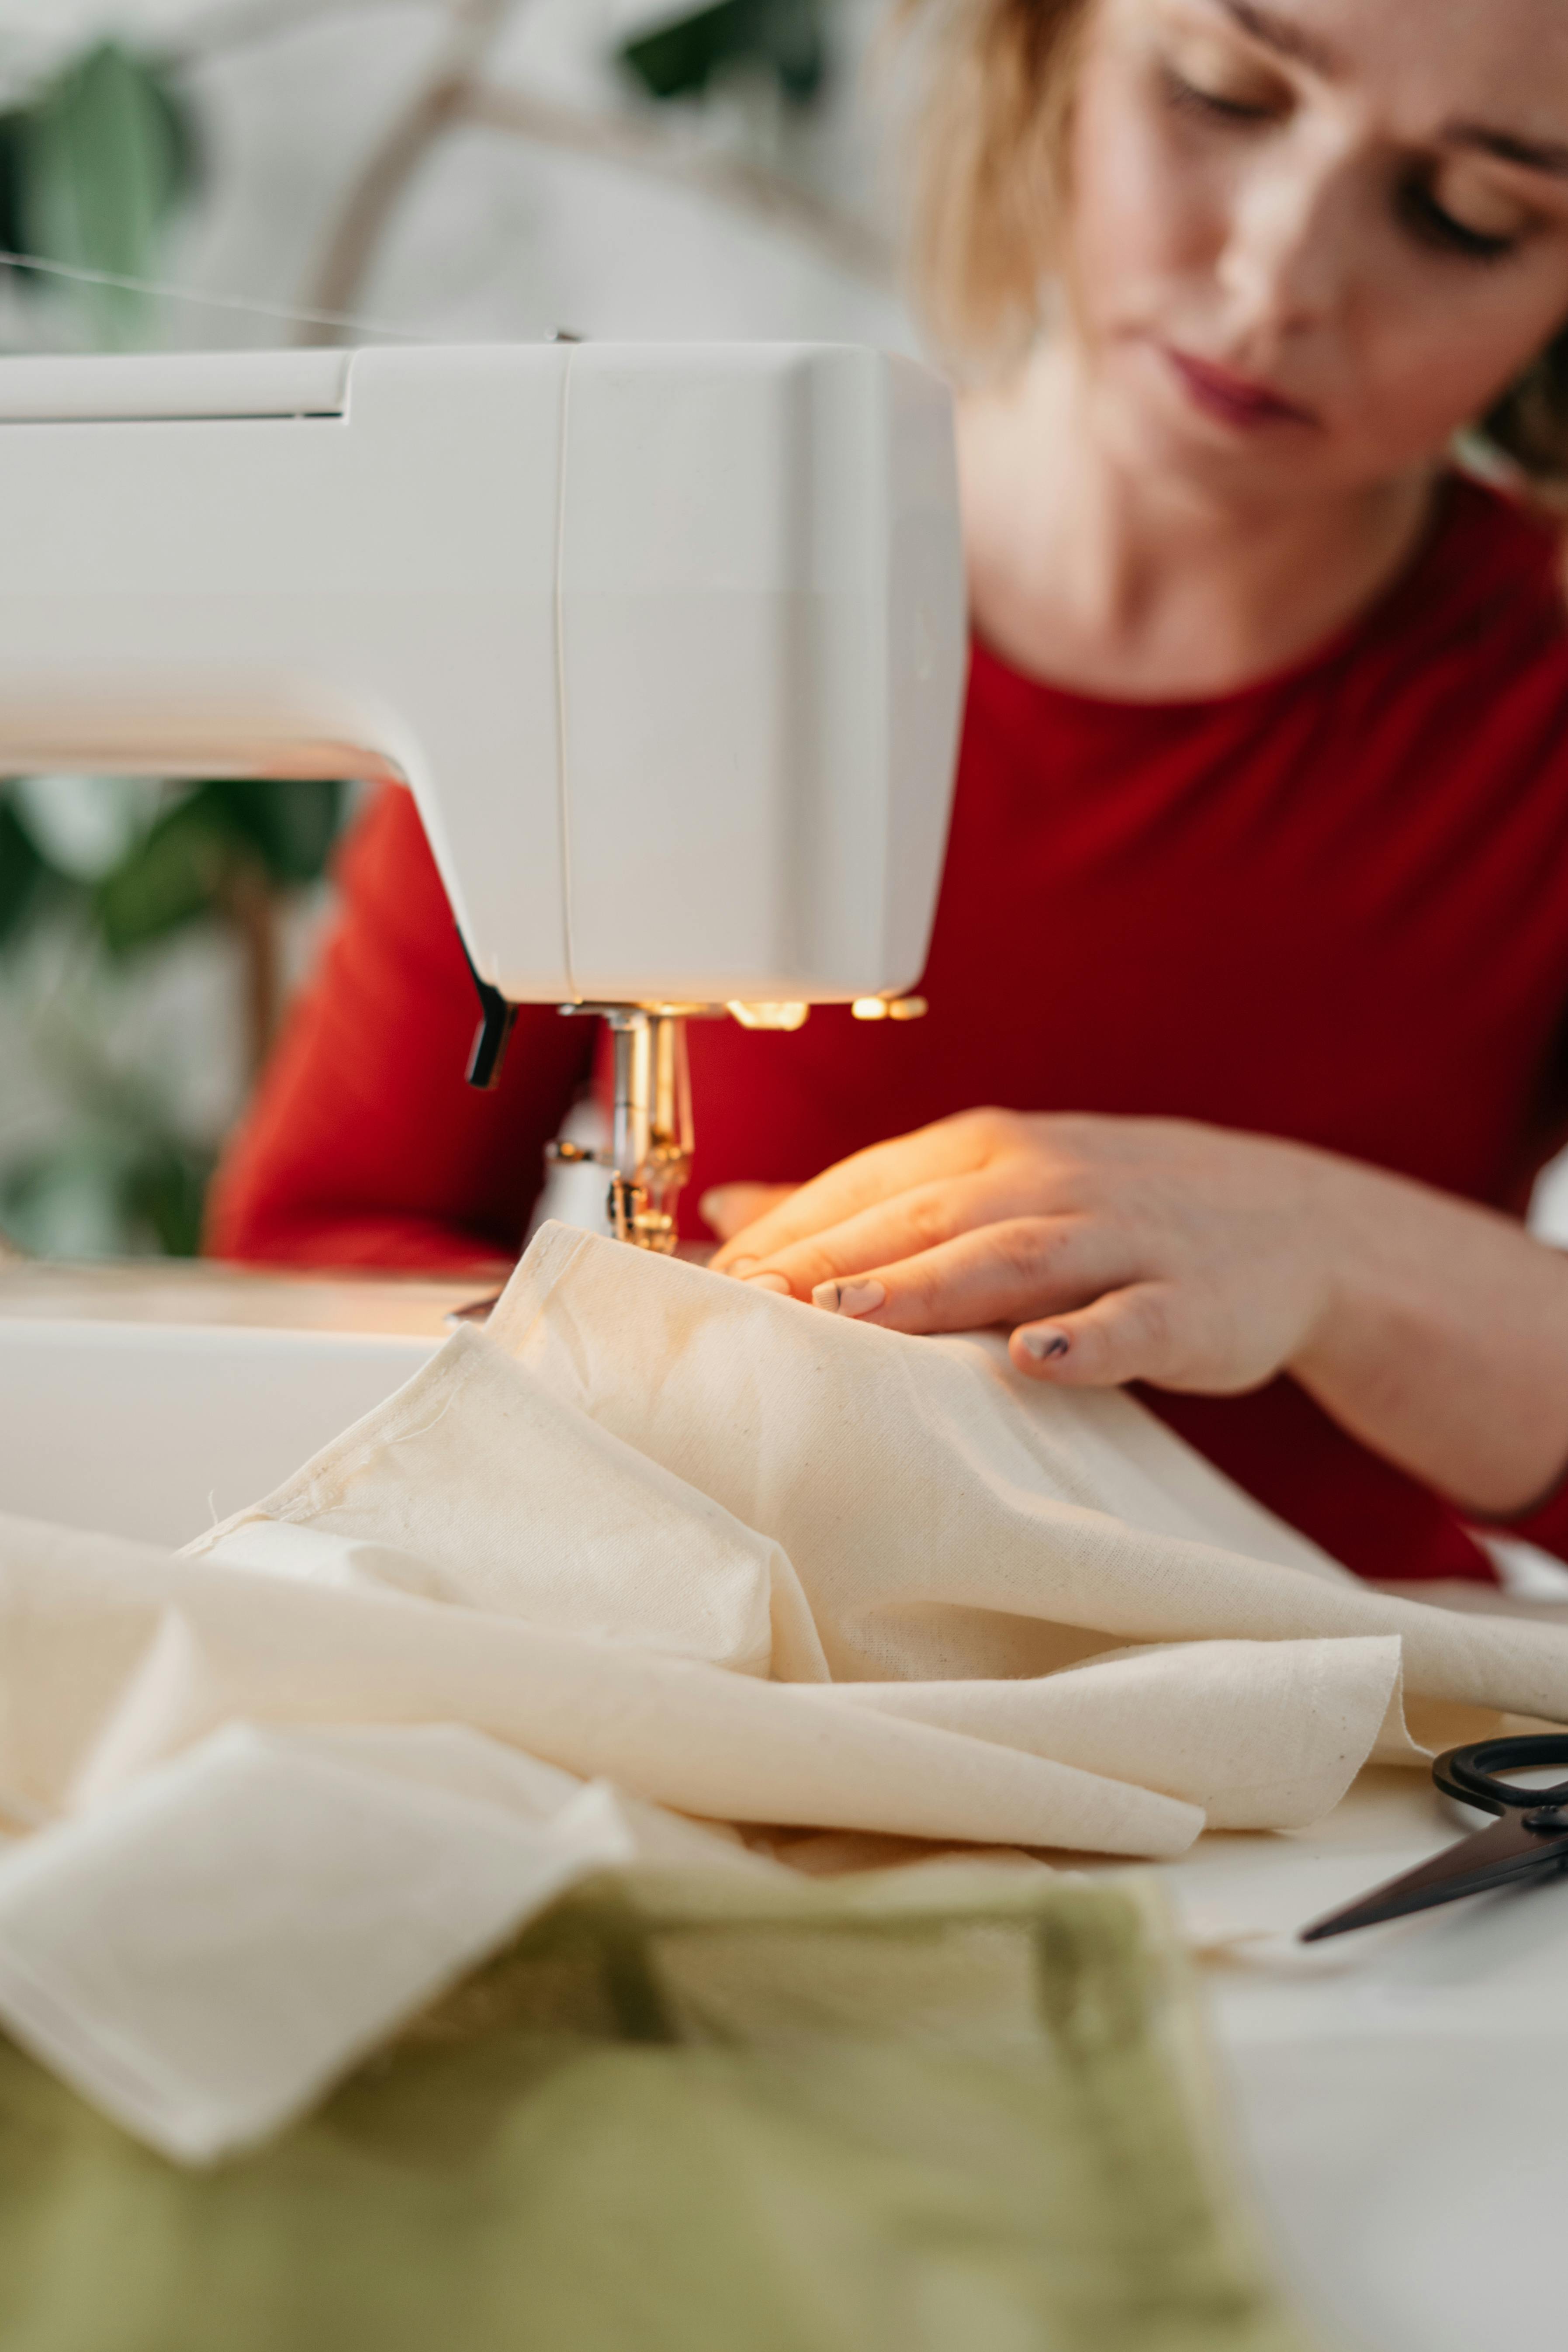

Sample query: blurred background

[0,0,908,1257]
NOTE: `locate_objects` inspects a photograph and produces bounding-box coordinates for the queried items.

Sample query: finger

[807,1217,1134,1336]
[709,1110,1016,1272]
[722,1169,1033,1300]
[1010,1282,1185,1388]
[700,1184,795,1244]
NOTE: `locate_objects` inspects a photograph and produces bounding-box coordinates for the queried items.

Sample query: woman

[211,0,1568,1586]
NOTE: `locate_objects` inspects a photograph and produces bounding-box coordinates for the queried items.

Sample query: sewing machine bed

[0,1261,460,1546]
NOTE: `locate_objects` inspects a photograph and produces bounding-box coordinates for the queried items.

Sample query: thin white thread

[0,246,429,343]
[553,343,580,1003]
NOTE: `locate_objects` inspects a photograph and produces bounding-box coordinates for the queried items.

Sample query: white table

[0,1258,465,1544]
[1128,1764,1568,2352]
[2,1256,1562,2349]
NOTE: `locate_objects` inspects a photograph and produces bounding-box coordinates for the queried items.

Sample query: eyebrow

[1443,122,1568,181]
[1211,3,1568,182]
[1212,0,1342,77]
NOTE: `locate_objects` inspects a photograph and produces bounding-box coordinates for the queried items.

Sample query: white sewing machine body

[0,340,965,1010]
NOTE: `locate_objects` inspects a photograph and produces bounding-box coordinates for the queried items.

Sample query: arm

[207,785,593,1275]
[706,1109,1568,1519]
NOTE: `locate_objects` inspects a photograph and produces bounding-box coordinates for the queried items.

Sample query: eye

[1156,30,1287,129]
[1399,178,1521,263]
[1161,63,1278,126]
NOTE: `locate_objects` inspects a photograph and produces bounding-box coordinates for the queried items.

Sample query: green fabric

[0,1867,1315,2352]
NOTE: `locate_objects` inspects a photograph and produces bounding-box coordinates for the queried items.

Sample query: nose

[1217,135,1357,340]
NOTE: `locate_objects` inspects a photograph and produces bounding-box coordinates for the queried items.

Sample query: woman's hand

[704,1108,1568,1516]
[703,1183,796,1244]
[706,1110,1341,1390]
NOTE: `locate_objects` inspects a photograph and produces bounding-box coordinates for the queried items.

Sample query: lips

[1162,346,1318,430]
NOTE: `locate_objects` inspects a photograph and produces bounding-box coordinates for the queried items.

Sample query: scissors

[1300,1736,1568,1943]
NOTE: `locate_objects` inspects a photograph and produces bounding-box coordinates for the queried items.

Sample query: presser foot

[549,1003,697,1251]
[607,1175,679,1253]
[546,1141,689,1253]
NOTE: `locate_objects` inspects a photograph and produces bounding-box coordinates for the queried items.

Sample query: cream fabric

[186,1221,1568,1822]
[819,1640,1410,1832]
[2,1514,1198,1855]
[5,1217,1568,2162]
[198,1325,830,1681]
[485,1227,1568,1716]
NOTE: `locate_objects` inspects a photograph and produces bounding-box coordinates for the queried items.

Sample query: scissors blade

[1300,1808,1568,1942]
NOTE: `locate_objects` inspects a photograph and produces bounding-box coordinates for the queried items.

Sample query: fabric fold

[814,1637,1409,1831]
[0,1517,1203,1858]
[0,1725,644,2162]
[194,1325,830,1683]
[487,1226,1568,1728]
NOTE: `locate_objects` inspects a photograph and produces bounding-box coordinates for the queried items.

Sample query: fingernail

[742,1271,792,1295]
[812,1278,887,1317]
[1021,1327,1070,1361]
[726,1257,759,1278]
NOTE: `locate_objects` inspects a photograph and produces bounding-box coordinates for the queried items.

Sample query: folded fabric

[0,1724,663,2161]
[809,1636,1411,1831]
[0,1516,1200,1857]
[480,1227,1568,1725]
[6,1218,1568,2173]
[179,1222,1568,1845]
[177,1334,1402,1836]
[195,1323,829,1680]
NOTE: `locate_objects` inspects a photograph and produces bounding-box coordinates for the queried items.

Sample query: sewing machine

[0,342,966,1246]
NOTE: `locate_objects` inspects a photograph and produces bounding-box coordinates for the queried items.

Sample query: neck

[959,340,1437,700]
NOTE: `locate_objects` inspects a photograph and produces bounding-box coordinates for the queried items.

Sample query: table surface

[3,1256,1558,2351]
[0,1256,480,1544]
[1119,1763,1568,2352]
[0,1254,484,1336]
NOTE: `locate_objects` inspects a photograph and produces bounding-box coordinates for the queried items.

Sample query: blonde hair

[903,0,1568,499]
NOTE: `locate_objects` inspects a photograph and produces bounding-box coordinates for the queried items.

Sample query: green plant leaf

[20,41,199,344]
[0,1137,133,1260]
[0,1129,213,1258]
[0,799,45,946]
[124,1136,214,1257]
[93,795,233,953]
[92,779,348,954]
[146,61,203,208]
[620,0,828,105]
[0,111,27,275]
[218,778,348,887]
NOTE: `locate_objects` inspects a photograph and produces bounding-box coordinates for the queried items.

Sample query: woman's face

[1067,0,1568,500]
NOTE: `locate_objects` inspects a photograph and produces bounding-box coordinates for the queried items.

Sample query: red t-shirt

[208,475,1568,1584]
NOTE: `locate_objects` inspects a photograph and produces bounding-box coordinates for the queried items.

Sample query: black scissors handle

[1432,1736,1568,1817]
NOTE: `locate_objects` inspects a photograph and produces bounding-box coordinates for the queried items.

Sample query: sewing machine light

[851,995,928,1022]
[725,1002,810,1031]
